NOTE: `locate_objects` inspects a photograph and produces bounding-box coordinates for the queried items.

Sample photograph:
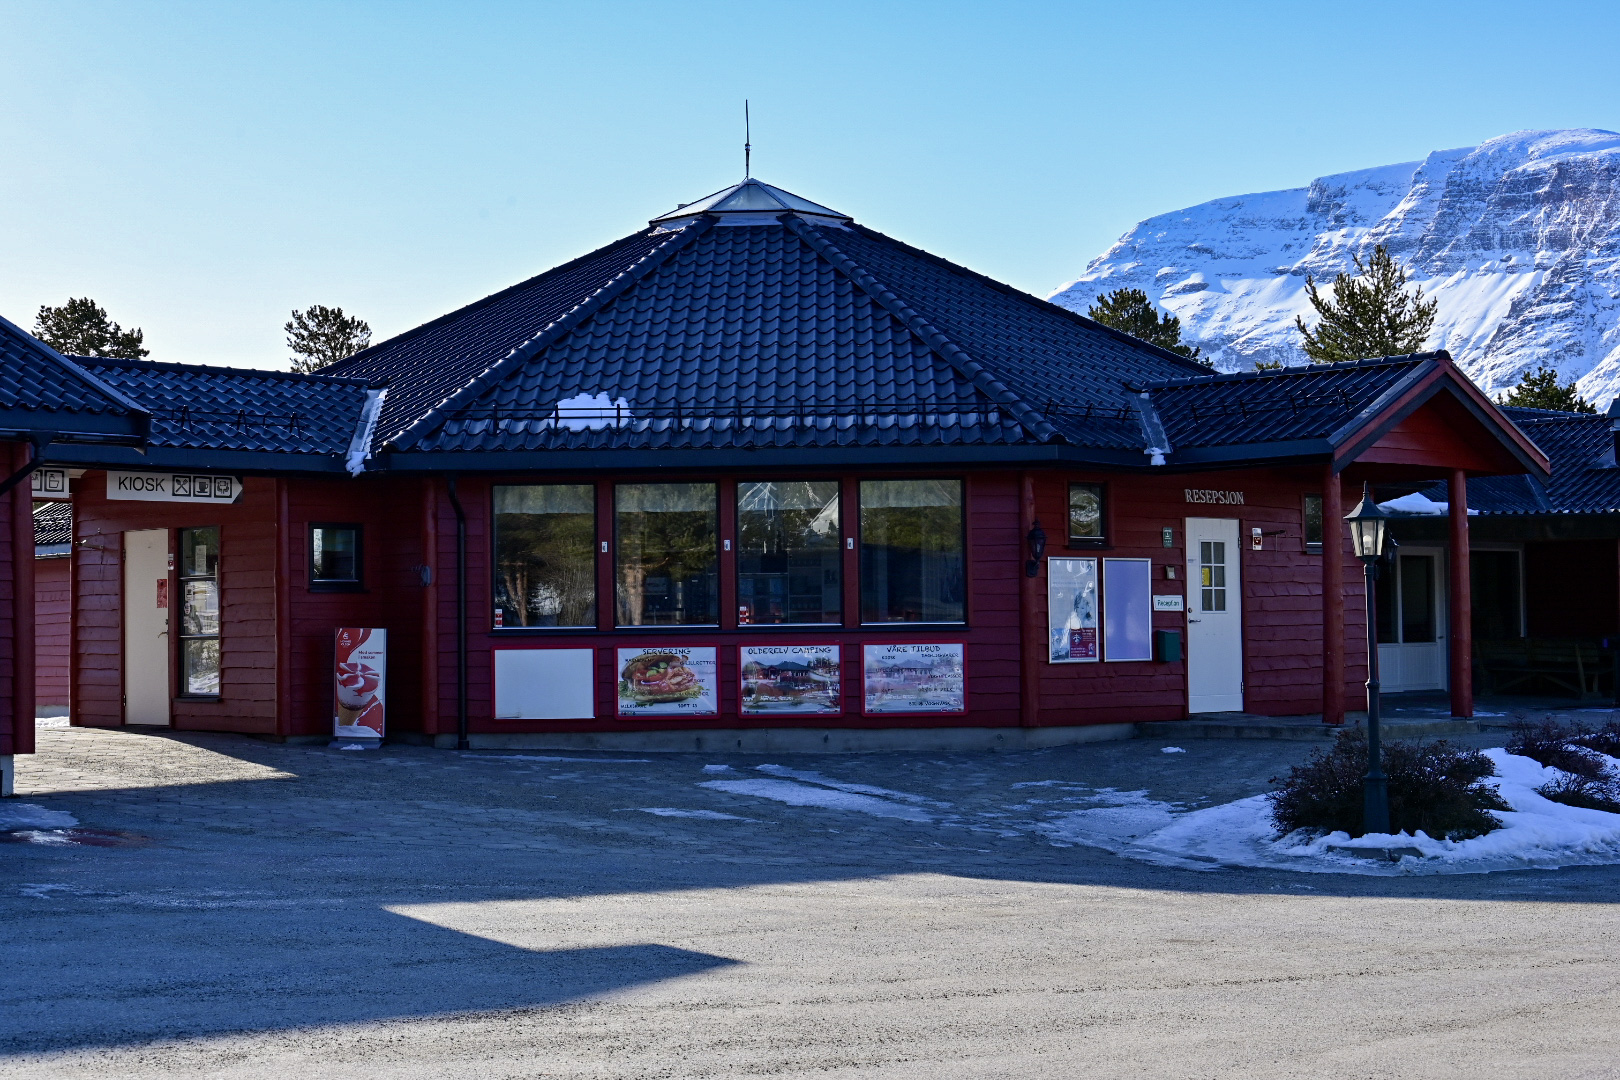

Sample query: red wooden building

[43,181,1548,750]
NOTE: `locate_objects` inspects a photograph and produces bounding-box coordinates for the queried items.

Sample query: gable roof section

[1467,409,1620,514]
[0,314,149,443]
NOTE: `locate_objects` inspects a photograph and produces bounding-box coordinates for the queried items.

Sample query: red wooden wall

[35,553,70,710]
[1,442,32,756]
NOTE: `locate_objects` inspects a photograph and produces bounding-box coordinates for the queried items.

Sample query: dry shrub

[1507,718,1620,813]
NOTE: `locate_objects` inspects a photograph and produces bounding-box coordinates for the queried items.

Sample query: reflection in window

[1303,495,1324,552]
[178,526,220,695]
[616,483,718,626]
[737,481,841,625]
[860,479,965,623]
[493,485,597,628]
[1069,483,1106,545]
[310,524,362,586]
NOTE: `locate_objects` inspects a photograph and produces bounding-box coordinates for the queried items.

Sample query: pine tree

[1499,366,1597,413]
[33,297,148,358]
[285,305,372,372]
[1295,245,1437,363]
[1087,288,1209,366]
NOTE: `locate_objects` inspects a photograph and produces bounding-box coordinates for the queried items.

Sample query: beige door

[124,529,171,726]
[1185,517,1244,713]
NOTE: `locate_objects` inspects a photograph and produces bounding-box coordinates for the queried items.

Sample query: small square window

[1068,483,1107,547]
[1303,495,1324,553]
[310,524,363,589]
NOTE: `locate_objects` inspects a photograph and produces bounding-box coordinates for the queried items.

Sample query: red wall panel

[34,554,70,708]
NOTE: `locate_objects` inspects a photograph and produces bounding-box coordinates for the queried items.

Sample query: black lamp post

[1344,482,1391,834]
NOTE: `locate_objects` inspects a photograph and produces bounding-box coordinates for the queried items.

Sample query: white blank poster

[494,648,597,719]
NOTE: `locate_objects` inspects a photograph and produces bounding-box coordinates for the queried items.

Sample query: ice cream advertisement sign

[334,628,386,738]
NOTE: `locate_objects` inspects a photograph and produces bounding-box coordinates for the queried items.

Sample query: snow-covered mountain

[1050,129,1620,405]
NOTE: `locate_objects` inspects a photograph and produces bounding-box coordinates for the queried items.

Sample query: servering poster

[739,644,841,715]
[1047,557,1099,663]
[334,628,386,738]
[616,646,719,717]
[863,643,966,714]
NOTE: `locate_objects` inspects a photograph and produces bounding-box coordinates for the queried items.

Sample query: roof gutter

[0,434,55,498]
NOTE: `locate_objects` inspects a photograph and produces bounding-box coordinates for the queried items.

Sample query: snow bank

[0,804,78,830]
[1044,749,1620,875]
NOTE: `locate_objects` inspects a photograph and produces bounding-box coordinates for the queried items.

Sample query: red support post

[1322,464,1344,726]
[1448,469,1474,718]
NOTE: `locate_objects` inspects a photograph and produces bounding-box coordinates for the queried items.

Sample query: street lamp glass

[1343,484,1388,561]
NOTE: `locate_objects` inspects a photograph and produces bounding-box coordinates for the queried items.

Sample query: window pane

[181,580,219,636]
[1303,495,1323,548]
[737,480,841,625]
[183,638,220,695]
[493,485,597,627]
[1199,541,1227,612]
[311,526,360,581]
[1069,483,1104,543]
[859,479,964,623]
[616,483,718,626]
[1400,555,1436,642]
[1375,562,1397,644]
[182,527,218,577]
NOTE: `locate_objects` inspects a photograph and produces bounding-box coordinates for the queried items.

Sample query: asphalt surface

[4,721,1619,1079]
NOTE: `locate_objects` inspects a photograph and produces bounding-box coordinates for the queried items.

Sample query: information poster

[739,644,842,715]
[1047,557,1100,663]
[334,628,386,738]
[863,643,966,714]
[616,646,719,717]
[1103,558,1154,662]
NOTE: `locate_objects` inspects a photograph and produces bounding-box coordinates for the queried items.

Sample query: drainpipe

[445,474,469,751]
[0,433,55,498]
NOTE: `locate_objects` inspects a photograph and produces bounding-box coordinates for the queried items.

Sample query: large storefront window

[616,483,718,626]
[859,479,965,623]
[493,485,597,628]
[736,480,841,625]
[178,526,220,695]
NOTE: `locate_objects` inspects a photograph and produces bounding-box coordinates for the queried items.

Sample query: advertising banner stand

[332,627,387,749]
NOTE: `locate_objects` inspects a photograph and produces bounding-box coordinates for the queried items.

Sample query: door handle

[1188,619,1202,624]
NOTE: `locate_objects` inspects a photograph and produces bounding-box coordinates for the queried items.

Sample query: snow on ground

[35,716,69,728]
[0,804,78,830]
[1044,749,1620,875]
[635,807,753,821]
[1160,746,1187,754]
[753,764,951,808]
[699,778,936,822]
[468,754,653,764]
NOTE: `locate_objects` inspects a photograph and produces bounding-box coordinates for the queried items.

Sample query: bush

[1268,729,1508,840]
[1507,718,1620,812]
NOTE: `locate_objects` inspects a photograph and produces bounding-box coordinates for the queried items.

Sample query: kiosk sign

[334,628,386,738]
[107,471,244,504]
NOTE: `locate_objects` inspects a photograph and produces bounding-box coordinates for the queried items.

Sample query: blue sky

[3,0,1617,369]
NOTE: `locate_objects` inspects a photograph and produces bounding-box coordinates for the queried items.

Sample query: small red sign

[156,580,169,609]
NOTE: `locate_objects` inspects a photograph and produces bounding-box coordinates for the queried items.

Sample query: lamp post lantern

[1344,482,1391,834]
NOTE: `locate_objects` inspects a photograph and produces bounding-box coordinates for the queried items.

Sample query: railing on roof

[151,407,306,432]
[442,400,1020,431]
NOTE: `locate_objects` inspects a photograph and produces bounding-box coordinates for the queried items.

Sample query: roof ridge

[844,222,1211,377]
[79,354,379,388]
[381,217,716,453]
[327,229,665,375]
[785,216,1063,444]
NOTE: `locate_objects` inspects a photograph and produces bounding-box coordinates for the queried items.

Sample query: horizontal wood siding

[35,555,70,707]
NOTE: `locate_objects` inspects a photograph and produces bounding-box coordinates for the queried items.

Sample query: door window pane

[1375,561,1398,644]
[178,526,220,695]
[493,485,597,627]
[859,479,965,623]
[616,483,718,626]
[310,524,362,584]
[1199,540,1227,612]
[1400,555,1436,643]
[1303,495,1323,551]
[737,481,841,625]
[1068,483,1106,545]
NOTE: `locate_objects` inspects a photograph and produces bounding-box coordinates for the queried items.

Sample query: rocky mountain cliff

[1050,129,1620,405]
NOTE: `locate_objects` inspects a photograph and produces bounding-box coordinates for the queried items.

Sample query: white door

[1376,550,1447,693]
[1186,517,1243,713]
[124,529,171,726]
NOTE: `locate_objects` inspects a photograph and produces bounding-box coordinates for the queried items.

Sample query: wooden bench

[1474,638,1616,700]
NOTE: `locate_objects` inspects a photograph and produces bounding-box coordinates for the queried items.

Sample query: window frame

[308,522,365,593]
[1066,482,1109,549]
[734,478,844,628]
[613,480,722,629]
[857,476,968,627]
[1302,494,1324,554]
[176,525,221,700]
[490,483,599,631]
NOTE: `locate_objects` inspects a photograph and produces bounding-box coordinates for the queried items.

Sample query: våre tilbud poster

[333,628,386,738]
[862,643,966,714]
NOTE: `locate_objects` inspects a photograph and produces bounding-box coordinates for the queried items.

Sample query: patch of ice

[35,715,69,728]
[469,755,652,763]
[636,807,752,821]
[1161,746,1187,754]
[753,764,950,807]
[20,883,71,899]
[0,804,77,830]
[700,779,934,822]
[701,764,733,774]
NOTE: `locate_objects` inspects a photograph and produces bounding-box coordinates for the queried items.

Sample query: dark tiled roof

[1469,408,1620,514]
[1144,356,1430,451]
[76,357,373,457]
[0,314,148,440]
[33,500,71,546]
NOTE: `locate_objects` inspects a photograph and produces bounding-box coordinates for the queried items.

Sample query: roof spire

[744,100,751,180]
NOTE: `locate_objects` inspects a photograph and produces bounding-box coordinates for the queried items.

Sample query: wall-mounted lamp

[1025,519,1047,578]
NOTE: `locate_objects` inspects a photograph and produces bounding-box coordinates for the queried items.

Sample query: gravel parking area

[5,722,1619,1078]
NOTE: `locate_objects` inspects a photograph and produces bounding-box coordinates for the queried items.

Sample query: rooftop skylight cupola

[650,178,851,229]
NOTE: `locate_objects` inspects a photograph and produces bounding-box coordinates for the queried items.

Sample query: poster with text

[1047,557,1099,663]
[616,646,719,717]
[739,644,841,715]
[863,643,966,714]
[334,628,386,738]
